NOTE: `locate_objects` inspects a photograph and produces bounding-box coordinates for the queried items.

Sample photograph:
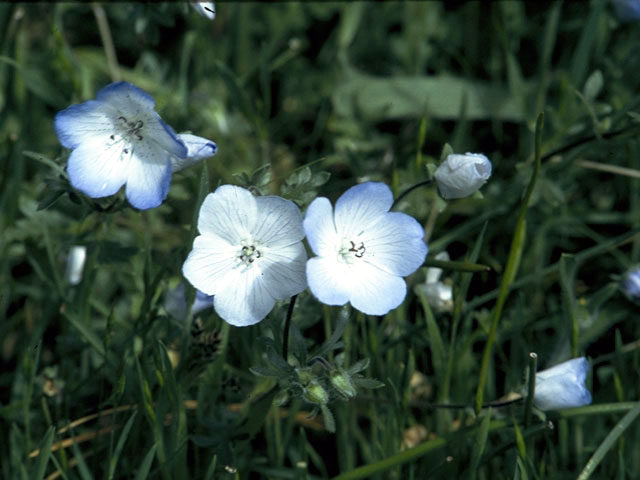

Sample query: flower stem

[523,352,538,428]
[391,179,433,210]
[92,3,121,82]
[282,295,297,361]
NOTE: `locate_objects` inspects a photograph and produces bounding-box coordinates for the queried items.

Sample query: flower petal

[182,233,238,295]
[54,100,114,149]
[214,267,275,326]
[260,242,308,299]
[171,133,218,172]
[361,212,427,276]
[253,196,305,247]
[66,136,128,198]
[346,261,407,315]
[334,182,393,237]
[534,357,592,410]
[197,185,258,243]
[125,144,172,209]
[306,256,351,306]
[434,153,492,199]
[303,197,339,256]
[96,82,187,159]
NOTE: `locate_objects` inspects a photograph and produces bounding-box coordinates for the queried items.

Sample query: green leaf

[133,444,157,480]
[33,426,55,480]
[108,411,138,480]
[470,410,492,474]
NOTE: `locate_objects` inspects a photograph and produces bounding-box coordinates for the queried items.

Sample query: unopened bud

[303,380,329,405]
[273,389,289,407]
[330,370,357,399]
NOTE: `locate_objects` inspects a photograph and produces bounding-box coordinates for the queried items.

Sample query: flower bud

[533,357,592,411]
[65,245,87,285]
[303,380,329,406]
[622,267,640,302]
[296,367,314,386]
[434,153,492,199]
[330,370,357,399]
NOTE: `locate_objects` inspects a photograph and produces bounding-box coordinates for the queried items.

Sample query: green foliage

[2,2,640,479]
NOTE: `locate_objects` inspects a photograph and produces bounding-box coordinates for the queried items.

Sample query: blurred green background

[2,1,640,479]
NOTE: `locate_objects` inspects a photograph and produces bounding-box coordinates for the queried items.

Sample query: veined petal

[182,233,238,295]
[214,267,275,326]
[125,142,172,209]
[197,185,258,243]
[96,82,187,159]
[303,197,339,256]
[54,100,115,149]
[334,182,393,237]
[253,196,305,247]
[347,261,407,315]
[171,133,218,172]
[260,242,308,299]
[306,256,351,306]
[66,136,128,198]
[361,212,427,276]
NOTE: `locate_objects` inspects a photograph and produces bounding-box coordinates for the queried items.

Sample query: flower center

[338,238,366,264]
[238,243,262,266]
[108,115,146,156]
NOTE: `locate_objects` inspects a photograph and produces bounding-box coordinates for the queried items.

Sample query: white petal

[66,136,128,198]
[182,234,238,295]
[171,133,218,172]
[260,242,308,299]
[434,153,492,200]
[360,212,427,276]
[191,2,216,19]
[306,256,351,306]
[125,142,172,210]
[253,196,305,247]
[334,182,393,237]
[533,357,592,410]
[347,261,407,315]
[214,267,275,326]
[426,251,450,284]
[96,82,187,158]
[54,99,115,149]
[197,185,258,243]
[303,197,339,256]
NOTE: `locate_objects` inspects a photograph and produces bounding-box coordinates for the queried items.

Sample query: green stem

[281,295,297,360]
[523,352,538,428]
[391,179,433,210]
[474,113,544,414]
[92,3,120,82]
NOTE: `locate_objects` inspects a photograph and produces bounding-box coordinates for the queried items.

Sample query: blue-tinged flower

[182,185,307,327]
[533,357,592,411]
[303,182,428,315]
[164,282,213,319]
[434,153,492,199]
[55,82,216,210]
[612,0,640,21]
[171,134,218,172]
[191,2,216,19]
[622,267,640,302]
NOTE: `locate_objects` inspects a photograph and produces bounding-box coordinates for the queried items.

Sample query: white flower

[191,2,216,20]
[533,357,592,411]
[65,245,87,285]
[303,182,428,315]
[54,82,217,210]
[415,251,453,312]
[434,153,492,199]
[182,185,307,327]
[622,267,640,302]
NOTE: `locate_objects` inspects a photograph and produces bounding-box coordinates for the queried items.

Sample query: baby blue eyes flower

[191,2,216,20]
[303,182,428,316]
[54,81,217,210]
[612,0,640,21]
[434,153,492,199]
[533,357,592,411]
[182,185,308,327]
[622,267,640,302]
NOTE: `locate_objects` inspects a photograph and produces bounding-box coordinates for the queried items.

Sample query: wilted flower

[182,185,307,326]
[65,245,87,285]
[304,182,427,316]
[533,357,592,410]
[434,153,492,199]
[622,267,640,302]
[54,82,216,210]
[415,250,453,312]
[191,2,216,20]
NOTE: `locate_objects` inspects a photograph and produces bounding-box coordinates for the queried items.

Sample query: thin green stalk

[523,352,537,428]
[391,179,433,210]
[475,113,544,414]
[91,3,120,82]
[282,295,297,360]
